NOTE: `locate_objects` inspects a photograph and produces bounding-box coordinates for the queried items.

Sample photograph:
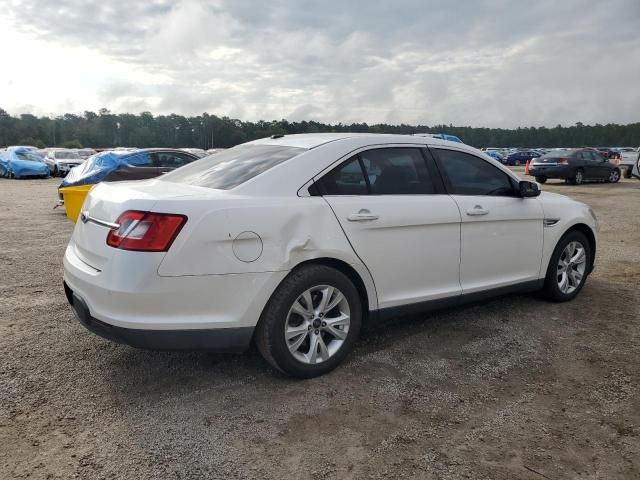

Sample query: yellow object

[59,185,94,223]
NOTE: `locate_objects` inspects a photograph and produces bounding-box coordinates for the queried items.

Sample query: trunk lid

[70,179,208,270]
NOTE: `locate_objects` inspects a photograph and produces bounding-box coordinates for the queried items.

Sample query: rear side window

[435,149,515,196]
[319,157,368,195]
[161,144,305,190]
[318,148,434,195]
[126,153,152,167]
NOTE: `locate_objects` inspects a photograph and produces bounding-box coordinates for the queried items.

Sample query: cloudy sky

[1,0,639,127]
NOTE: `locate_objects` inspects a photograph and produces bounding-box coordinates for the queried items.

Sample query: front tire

[535,176,547,184]
[543,231,591,302]
[607,169,620,183]
[256,265,362,378]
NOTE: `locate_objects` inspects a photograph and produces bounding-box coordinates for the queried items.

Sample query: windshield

[54,150,81,159]
[15,151,44,162]
[161,144,306,189]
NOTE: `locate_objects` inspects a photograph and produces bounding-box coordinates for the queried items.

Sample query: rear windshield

[15,151,43,162]
[55,151,80,159]
[160,144,306,189]
[541,150,575,158]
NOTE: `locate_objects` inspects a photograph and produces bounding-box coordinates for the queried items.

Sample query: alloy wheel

[556,241,587,294]
[285,285,350,364]
[609,170,620,182]
[574,170,583,184]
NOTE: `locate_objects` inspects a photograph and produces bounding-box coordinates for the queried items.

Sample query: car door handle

[347,210,379,222]
[466,205,489,216]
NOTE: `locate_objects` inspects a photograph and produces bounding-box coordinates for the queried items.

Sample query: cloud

[1,0,639,127]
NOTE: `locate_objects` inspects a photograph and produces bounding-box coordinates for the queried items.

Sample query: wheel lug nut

[319,313,324,317]
[321,321,326,327]
[308,325,312,330]
[315,330,319,335]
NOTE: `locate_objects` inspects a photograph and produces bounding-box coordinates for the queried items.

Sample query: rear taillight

[558,158,569,164]
[106,210,187,252]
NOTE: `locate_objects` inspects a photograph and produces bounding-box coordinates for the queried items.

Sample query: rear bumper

[528,165,574,179]
[64,282,254,351]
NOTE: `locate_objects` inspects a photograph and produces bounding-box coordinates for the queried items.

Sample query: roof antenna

[270,134,284,139]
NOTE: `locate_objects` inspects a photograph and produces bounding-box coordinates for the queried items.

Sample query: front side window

[588,151,602,161]
[360,148,434,195]
[435,149,515,196]
[161,144,305,190]
[154,152,195,168]
[317,148,434,195]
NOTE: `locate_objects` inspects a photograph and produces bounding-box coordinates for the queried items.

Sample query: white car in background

[64,133,598,378]
[44,148,84,176]
[179,147,207,158]
[76,148,97,160]
[206,148,225,155]
[617,147,639,178]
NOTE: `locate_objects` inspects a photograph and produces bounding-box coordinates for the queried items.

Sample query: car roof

[246,132,464,150]
[226,133,516,196]
[100,148,195,156]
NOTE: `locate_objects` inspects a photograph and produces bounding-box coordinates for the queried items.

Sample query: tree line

[1,107,638,150]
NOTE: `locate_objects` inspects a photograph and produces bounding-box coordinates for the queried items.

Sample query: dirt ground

[1,172,639,479]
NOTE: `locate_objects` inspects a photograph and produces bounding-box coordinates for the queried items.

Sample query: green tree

[0,106,638,150]
[61,139,83,148]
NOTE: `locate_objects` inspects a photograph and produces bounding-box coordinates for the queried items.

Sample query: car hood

[0,157,49,178]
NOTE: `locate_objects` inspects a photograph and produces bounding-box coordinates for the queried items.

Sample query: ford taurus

[63,134,598,378]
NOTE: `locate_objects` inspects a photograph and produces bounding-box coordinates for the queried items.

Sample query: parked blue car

[484,150,505,162]
[0,148,50,178]
[504,150,543,166]
[413,133,464,144]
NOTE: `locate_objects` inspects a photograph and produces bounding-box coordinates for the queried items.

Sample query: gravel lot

[1,172,639,479]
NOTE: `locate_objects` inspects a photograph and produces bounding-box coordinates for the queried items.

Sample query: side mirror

[519,180,541,198]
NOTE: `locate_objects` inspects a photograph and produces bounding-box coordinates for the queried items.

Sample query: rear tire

[571,169,584,185]
[535,176,547,184]
[543,230,591,302]
[256,265,362,378]
[624,167,632,179]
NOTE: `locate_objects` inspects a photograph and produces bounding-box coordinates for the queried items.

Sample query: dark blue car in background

[504,150,543,166]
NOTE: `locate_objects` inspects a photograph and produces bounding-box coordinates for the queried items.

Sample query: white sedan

[63,133,598,378]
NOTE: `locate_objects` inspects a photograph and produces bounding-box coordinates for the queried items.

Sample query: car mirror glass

[519,180,540,198]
